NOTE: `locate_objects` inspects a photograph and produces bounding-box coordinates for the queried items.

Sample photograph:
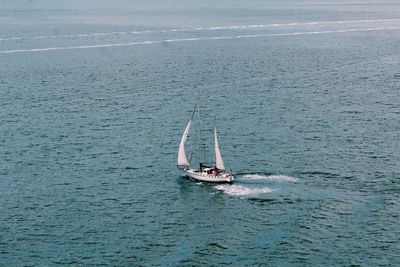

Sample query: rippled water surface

[1,1,400,266]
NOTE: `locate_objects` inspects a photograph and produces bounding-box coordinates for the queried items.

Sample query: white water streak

[1,18,399,42]
[241,174,298,182]
[1,27,400,54]
[215,184,273,196]
[192,18,400,30]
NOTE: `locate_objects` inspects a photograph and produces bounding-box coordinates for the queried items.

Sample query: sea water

[1,1,399,265]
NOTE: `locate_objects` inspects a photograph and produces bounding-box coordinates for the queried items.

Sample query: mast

[197,99,202,169]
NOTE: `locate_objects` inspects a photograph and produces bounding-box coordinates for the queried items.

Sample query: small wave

[214,184,273,196]
[241,174,298,182]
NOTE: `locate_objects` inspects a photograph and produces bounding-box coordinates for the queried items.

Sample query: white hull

[182,169,234,183]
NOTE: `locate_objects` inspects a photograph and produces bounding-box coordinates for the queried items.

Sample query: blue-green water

[1,1,400,266]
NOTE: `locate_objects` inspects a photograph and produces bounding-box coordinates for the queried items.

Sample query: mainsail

[177,120,192,167]
[214,127,225,170]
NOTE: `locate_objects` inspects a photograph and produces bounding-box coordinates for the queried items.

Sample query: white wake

[241,174,298,182]
[214,184,273,196]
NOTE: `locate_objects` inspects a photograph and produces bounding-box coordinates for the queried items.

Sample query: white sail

[177,120,192,166]
[214,127,225,170]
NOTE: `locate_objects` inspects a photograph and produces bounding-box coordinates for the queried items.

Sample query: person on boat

[213,167,219,176]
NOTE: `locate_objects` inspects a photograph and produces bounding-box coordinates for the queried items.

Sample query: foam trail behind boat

[214,184,273,196]
[241,174,298,182]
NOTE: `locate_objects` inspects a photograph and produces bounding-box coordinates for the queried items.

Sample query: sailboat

[177,101,234,183]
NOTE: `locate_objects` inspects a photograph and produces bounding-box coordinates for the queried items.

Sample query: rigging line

[197,98,202,167]
[191,101,197,120]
